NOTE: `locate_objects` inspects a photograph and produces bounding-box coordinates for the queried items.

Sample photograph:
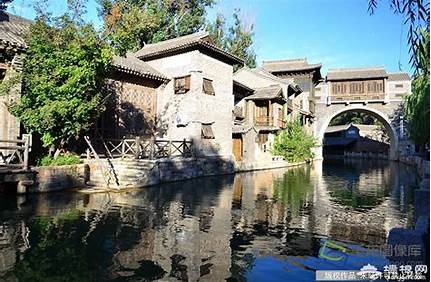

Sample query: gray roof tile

[262,58,322,73]
[327,67,388,81]
[133,31,243,65]
[0,12,31,48]
[113,55,169,81]
[245,85,285,101]
[387,72,410,81]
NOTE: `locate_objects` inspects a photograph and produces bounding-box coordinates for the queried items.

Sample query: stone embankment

[85,157,235,189]
[388,155,429,267]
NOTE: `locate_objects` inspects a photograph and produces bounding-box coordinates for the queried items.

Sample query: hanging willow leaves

[368,0,430,147]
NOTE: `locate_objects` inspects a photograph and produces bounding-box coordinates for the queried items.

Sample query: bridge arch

[315,105,399,160]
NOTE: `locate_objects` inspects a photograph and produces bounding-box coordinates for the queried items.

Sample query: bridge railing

[329,94,386,102]
[0,134,31,170]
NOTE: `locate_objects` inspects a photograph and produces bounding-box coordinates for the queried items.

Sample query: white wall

[146,51,234,157]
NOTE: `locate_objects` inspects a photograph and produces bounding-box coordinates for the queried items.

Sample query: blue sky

[8,0,412,74]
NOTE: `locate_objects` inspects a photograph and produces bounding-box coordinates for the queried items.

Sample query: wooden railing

[254,116,273,126]
[254,116,286,128]
[277,119,287,129]
[330,94,385,102]
[89,137,193,159]
[0,134,31,170]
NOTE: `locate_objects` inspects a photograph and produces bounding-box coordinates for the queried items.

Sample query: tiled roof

[134,31,243,65]
[113,55,169,81]
[245,85,285,101]
[0,12,31,49]
[354,124,379,132]
[251,67,292,84]
[262,58,322,73]
[325,124,355,133]
[387,72,410,81]
[233,79,254,93]
[326,67,388,81]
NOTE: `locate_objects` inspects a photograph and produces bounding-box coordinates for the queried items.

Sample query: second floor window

[201,124,215,139]
[203,78,215,95]
[174,75,191,94]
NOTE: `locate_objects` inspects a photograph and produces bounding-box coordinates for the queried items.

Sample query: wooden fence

[0,134,31,170]
[88,137,193,159]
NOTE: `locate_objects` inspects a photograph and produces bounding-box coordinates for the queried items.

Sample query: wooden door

[232,136,243,161]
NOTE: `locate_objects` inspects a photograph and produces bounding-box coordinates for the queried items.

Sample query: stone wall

[86,157,235,189]
[29,164,89,193]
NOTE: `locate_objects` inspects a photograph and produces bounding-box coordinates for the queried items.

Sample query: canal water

[0,159,422,281]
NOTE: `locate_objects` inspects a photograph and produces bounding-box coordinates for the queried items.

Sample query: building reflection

[0,160,418,281]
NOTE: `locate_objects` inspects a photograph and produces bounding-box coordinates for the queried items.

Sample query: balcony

[255,116,273,126]
[254,116,286,129]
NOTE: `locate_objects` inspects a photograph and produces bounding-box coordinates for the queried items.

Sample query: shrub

[272,119,317,162]
[38,154,81,166]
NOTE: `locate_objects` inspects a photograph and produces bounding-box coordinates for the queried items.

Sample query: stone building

[99,31,243,158]
[231,67,302,169]
[262,58,323,133]
[0,12,30,142]
[314,67,411,106]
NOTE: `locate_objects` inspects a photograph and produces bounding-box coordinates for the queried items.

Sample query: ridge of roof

[262,58,322,73]
[262,58,308,64]
[326,66,388,81]
[133,31,243,65]
[327,66,385,72]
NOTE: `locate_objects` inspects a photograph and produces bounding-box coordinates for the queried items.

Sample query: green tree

[206,9,256,69]
[329,112,377,126]
[98,0,215,55]
[272,119,317,162]
[0,0,13,11]
[10,14,112,153]
[369,0,430,147]
[405,28,429,146]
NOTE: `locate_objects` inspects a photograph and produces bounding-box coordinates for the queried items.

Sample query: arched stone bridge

[313,99,405,160]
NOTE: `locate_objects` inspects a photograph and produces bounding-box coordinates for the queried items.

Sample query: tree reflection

[272,166,313,216]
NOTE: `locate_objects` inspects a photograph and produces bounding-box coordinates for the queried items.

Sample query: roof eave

[135,41,243,66]
[114,65,169,82]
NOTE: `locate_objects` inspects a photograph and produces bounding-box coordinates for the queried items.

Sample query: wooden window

[201,124,215,139]
[255,101,268,116]
[174,75,191,94]
[315,87,321,92]
[202,78,215,95]
[395,84,404,88]
[257,133,268,145]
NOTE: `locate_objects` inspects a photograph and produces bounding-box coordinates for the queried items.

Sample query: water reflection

[0,160,420,281]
